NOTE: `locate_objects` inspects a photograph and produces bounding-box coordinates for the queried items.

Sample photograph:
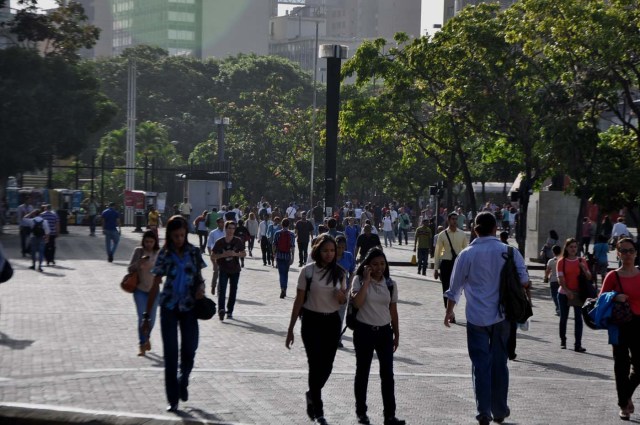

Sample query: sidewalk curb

[0,403,241,425]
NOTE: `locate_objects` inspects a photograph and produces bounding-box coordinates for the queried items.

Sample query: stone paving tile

[0,225,631,424]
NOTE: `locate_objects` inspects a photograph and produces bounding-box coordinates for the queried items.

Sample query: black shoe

[561,341,567,349]
[38,267,43,272]
[219,310,225,321]
[179,386,188,402]
[51,260,55,265]
[280,289,286,299]
[29,265,35,270]
[384,417,406,425]
[306,391,315,420]
[575,346,586,353]
[422,271,426,276]
[226,313,233,319]
[493,409,510,423]
[315,417,328,425]
[478,417,491,425]
[108,255,113,263]
[166,403,178,412]
[508,353,517,361]
[357,414,370,424]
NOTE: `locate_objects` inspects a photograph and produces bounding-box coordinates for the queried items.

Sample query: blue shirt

[152,244,206,312]
[337,251,356,288]
[101,208,120,231]
[40,211,58,236]
[593,242,609,264]
[446,236,529,327]
[273,229,295,261]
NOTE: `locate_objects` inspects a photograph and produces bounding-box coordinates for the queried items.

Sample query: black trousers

[45,235,56,263]
[354,322,396,418]
[439,259,454,308]
[507,321,517,358]
[260,236,273,265]
[248,236,256,254]
[613,315,640,408]
[301,309,341,418]
[298,240,309,265]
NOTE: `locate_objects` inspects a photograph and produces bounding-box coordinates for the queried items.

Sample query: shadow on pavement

[224,318,287,337]
[234,299,266,306]
[0,331,34,350]
[519,359,611,380]
[396,299,423,307]
[141,352,164,368]
[177,406,228,423]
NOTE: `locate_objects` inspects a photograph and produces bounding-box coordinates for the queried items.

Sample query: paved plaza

[0,225,634,424]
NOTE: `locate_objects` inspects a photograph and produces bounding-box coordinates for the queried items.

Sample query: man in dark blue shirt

[101,202,121,262]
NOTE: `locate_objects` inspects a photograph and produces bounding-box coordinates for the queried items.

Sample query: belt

[357,322,391,331]
[302,308,338,317]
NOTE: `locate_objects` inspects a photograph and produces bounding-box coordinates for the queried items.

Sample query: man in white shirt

[611,216,631,246]
[206,217,225,294]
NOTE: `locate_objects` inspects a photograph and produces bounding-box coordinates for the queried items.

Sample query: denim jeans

[301,309,341,418]
[417,248,428,272]
[104,229,120,257]
[383,230,394,247]
[160,306,199,406]
[276,258,290,290]
[558,293,583,347]
[354,323,396,418]
[466,319,510,422]
[398,227,408,244]
[89,215,97,235]
[30,236,45,266]
[218,270,240,315]
[133,289,159,345]
[549,281,560,313]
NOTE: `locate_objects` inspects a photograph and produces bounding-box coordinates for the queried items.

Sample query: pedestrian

[397,207,411,246]
[335,234,355,348]
[285,234,347,425]
[210,220,246,321]
[87,197,99,237]
[444,212,529,425]
[17,196,34,257]
[295,213,314,267]
[434,212,468,317]
[148,205,162,239]
[355,224,383,263]
[258,214,274,266]
[539,229,559,262]
[351,247,405,425]
[312,201,324,236]
[593,235,609,286]
[267,216,282,268]
[599,237,640,421]
[580,217,593,255]
[556,237,591,352]
[611,217,630,248]
[101,202,121,263]
[234,219,250,268]
[245,212,259,257]
[273,218,295,298]
[286,202,297,227]
[179,197,192,221]
[413,218,433,276]
[145,215,206,412]
[26,209,49,272]
[381,211,394,248]
[325,217,344,239]
[127,230,160,356]
[344,217,360,255]
[40,205,59,266]
[206,217,225,295]
[193,210,209,253]
[601,215,613,241]
[544,245,562,316]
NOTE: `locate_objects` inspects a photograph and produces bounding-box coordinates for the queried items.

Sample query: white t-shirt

[382,216,393,232]
[390,209,398,223]
[351,275,398,326]
[297,264,345,313]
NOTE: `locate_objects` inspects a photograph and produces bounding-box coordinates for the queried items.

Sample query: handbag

[120,272,138,293]
[194,296,216,320]
[578,259,597,300]
[410,254,417,265]
[610,272,634,326]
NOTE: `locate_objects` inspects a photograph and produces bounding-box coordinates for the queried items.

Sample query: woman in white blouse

[350,247,404,425]
[286,234,347,425]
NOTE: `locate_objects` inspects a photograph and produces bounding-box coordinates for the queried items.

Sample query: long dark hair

[310,234,344,287]
[141,230,160,251]
[355,247,390,280]
[163,215,189,251]
[561,237,578,258]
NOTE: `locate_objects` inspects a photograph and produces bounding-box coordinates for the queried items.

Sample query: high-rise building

[76,0,270,59]
[269,0,421,79]
[443,0,517,24]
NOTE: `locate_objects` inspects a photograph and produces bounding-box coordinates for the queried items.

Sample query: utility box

[187,180,223,218]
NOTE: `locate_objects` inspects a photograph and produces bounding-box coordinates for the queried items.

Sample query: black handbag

[611,272,633,326]
[194,296,216,320]
[0,259,13,283]
[578,259,597,300]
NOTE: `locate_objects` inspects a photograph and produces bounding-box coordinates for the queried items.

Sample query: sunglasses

[618,248,636,255]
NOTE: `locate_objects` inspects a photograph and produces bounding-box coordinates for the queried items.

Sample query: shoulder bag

[610,271,633,325]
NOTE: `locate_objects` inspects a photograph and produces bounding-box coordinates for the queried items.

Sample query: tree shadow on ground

[518,358,611,380]
[0,331,34,350]
[224,318,287,337]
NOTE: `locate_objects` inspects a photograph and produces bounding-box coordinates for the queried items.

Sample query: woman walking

[146,216,206,412]
[193,210,209,253]
[127,230,160,356]
[556,238,591,352]
[350,248,405,425]
[286,234,347,425]
[381,211,394,248]
[245,212,259,257]
[599,237,640,420]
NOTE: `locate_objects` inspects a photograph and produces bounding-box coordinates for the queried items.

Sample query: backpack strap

[614,271,624,294]
[303,264,314,304]
[444,230,457,258]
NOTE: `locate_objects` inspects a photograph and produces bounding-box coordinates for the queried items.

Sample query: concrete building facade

[443,0,517,24]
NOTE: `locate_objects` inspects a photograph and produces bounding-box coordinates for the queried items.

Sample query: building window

[169,0,195,3]
[168,29,195,40]
[168,11,195,22]
[168,47,193,56]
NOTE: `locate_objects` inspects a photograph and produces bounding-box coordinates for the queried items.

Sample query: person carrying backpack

[273,218,295,299]
[27,210,50,272]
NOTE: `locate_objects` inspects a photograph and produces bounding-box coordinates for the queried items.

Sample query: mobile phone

[141,255,150,260]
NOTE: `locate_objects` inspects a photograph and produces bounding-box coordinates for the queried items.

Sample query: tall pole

[320,44,347,216]
[125,58,137,226]
[310,19,319,208]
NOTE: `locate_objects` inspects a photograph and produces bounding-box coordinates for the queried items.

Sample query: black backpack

[32,220,45,238]
[343,277,394,334]
[499,247,533,323]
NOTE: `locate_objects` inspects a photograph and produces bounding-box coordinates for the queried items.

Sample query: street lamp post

[215,117,230,204]
[320,44,347,216]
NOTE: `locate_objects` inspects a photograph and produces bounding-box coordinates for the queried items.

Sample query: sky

[12,0,444,36]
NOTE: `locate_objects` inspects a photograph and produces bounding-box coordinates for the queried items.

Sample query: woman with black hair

[127,230,160,356]
[145,215,206,412]
[286,234,347,425]
[350,248,404,425]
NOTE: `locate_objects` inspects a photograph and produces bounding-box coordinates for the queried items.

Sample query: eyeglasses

[618,248,636,255]
[226,227,236,231]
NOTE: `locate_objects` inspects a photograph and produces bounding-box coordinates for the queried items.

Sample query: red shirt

[556,257,583,292]
[600,271,640,315]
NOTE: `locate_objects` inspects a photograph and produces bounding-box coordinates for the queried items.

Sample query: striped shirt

[40,211,59,236]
